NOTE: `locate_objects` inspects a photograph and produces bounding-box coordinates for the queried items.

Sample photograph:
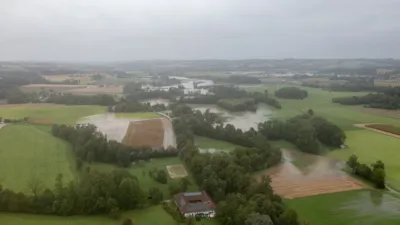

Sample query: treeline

[189,75,261,84]
[171,104,300,225]
[47,93,116,106]
[332,87,400,110]
[258,113,346,154]
[0,170,147,215]
[347,155,386,189]
[51,124,178,167]
[217,98,257,112]
[109,101,167,113]
[179,85,281,109]
[274,87,308,99]
[0,71,46,103]
[123,82,182,100]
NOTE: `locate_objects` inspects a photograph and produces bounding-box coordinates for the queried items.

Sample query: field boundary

[354,123,400,139]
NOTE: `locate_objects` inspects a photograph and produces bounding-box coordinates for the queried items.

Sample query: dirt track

[354,123,400,139]
[261,150,366,199]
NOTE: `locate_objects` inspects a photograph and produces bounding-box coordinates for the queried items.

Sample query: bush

[274,87,308,99]
[121,218,133,225]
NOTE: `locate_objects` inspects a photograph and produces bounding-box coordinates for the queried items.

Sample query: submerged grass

[286,190,400,225]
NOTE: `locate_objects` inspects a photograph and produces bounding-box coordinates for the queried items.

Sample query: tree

[245,213,274,225]
[186,217,196,225]
[347,155,359,173]
[279,209,299,225]
[122,218,134,225]
[156,170,168,184]
[76,158,83,171]
[307,108,314,116]
[372,168,386,189]
[27,176,43,198]
[180,178,191,192]
[149,187,164,204]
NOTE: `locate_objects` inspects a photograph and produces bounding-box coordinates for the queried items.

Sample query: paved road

[160,118,176,148]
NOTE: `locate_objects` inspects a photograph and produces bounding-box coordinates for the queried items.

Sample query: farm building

[173,191,216,218]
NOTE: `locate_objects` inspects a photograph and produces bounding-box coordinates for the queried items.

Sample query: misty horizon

[1,0,400,61]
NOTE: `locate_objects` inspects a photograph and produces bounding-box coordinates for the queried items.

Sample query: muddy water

[78,114,176,148]
[77,114,145,142]
[191,103,273,131]
[276,149,348,179]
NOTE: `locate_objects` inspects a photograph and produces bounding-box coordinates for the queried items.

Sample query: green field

[0,205,219,225]
[89,157,198,197]
[286,190,400,225]
[0,124,75,192]
[114,112,160,119]
[329,130,400,189]
[244,84,400,130]
[195,135,242,151]
[0,104,105,124]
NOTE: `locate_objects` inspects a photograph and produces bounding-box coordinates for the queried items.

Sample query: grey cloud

[0,0,400,61]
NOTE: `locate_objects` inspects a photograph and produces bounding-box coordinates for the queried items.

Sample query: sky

[1,0,400,61]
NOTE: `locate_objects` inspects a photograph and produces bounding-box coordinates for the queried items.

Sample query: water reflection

[191,103,273,131]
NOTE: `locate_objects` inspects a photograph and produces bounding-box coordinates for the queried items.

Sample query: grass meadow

[0,104,105,124]
[114,112,160,119]
[244,84,400,130]
[0,124,75,192]
[194,135,242,150]
[89,157,198,198]
[0,205,219,225]
[286,190,400,225]
[328,130,400,190]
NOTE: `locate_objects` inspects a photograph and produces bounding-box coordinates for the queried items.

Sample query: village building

[173,191,216,218]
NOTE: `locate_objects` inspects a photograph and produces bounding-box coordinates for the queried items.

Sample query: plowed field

[260,150,366,199]
[122,119,164,148]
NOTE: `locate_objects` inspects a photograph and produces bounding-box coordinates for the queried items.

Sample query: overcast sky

[1,0,400,61]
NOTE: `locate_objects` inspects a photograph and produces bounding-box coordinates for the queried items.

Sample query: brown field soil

[122,118,164,148]
[166,164,188,179]
[353,107,400,119]
[66,85,123,95]
[28,118,53,125]
[354,123,400,139]
[259,150,366,199]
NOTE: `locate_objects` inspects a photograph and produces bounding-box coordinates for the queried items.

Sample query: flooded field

[192,103,273,131]
[77,114,176,148]
[262,149,366,199]
[287,189,400,225]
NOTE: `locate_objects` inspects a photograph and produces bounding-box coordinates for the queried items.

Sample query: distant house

[173,191,216,218]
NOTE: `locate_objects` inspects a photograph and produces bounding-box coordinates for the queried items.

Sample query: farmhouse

[173,191,216,218]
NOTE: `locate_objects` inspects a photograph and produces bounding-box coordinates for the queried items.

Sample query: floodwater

[77,114,137,142]
[0,123,7,130]
[143,100,274,131]
[77,114,176,148]
[265,149,366,198]
[338,190,400,223]
[191,103,274,131]
[142,76,213,95]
